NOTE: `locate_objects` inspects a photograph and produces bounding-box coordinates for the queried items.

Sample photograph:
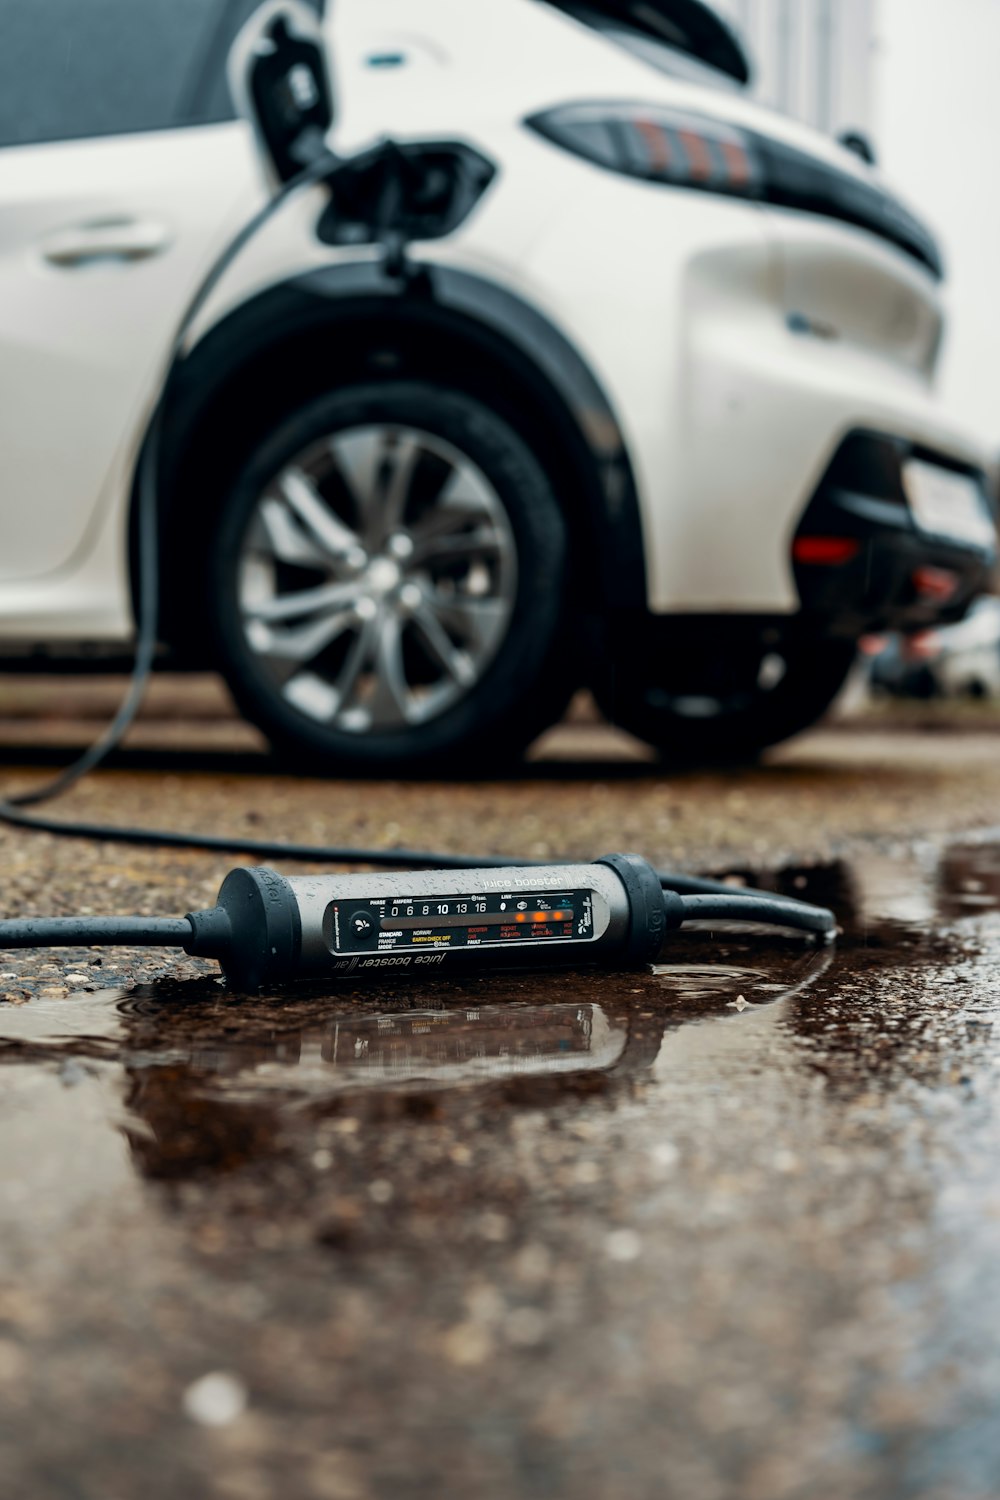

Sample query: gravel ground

[3,684,1000,1499]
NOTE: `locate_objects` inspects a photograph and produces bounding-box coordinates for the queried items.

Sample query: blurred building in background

[718,0,997,448]
[720,0,876,138]
[874,0,1000,447]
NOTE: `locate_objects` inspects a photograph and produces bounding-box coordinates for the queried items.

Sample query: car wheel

[208,382,571,772]
[594,633,857,765]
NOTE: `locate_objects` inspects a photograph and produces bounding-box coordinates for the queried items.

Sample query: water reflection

[937,839,1000,923]
[106,944,842,1181]
[188,1001,629,1088]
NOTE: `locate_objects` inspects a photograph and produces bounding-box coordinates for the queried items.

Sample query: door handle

[40,217,171,267]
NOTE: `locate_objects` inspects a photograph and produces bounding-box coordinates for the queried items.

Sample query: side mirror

[228,0,335,190]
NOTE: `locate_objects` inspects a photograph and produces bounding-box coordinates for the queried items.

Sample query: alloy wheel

[237,424,518,732]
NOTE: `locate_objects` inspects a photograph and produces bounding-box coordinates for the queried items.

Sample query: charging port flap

[228,0,335,188]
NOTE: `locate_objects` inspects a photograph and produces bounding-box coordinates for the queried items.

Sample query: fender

[156,259,647,614]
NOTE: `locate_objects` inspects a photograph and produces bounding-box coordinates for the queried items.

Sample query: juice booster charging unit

[0,857,835,992]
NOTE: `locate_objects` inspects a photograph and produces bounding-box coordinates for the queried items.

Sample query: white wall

[719,0,876,134]
[875,0,1000,447]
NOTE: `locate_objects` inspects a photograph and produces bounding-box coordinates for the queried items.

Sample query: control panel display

[328,888,596,956]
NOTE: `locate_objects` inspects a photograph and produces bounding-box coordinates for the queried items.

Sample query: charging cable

[1,145,340,821]
[0,148,838,976]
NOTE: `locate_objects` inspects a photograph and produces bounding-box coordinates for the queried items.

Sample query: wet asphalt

[3,685,1000,1500]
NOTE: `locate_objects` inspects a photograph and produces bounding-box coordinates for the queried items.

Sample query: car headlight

[526,102,942,278]
[527,101,762,199]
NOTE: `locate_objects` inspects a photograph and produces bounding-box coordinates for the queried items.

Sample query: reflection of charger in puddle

[120,952,833,1183]
[125,1001,641,1098]
[317,1003,625,1084]
[122,999,651,1181]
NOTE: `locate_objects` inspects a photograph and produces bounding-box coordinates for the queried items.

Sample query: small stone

[369,1179,393,1204]
[605,1229,642,1263]
[182,1371,248,1427]
[442,1322,492,1367]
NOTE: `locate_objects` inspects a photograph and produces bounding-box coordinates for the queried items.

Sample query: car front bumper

[792,431,997,637]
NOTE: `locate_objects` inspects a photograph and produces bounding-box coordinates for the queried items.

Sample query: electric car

[0,0,995,771]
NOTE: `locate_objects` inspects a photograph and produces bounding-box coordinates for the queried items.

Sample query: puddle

[7,837,1000,1499]
[1,834,999,1190]
[0,1061,138,1236]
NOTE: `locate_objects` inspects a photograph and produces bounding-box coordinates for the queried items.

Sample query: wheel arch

[140,261,648,659]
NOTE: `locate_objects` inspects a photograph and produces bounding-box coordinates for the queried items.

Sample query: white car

[0,0,995,771]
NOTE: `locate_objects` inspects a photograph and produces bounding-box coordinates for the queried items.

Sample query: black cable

[677,892,835,938]
[0,140,751,901]
[0,143,836,950]
[4,423,163,810]
[0,916,193,949]
[0,802,828,912]
[0,149,339,818]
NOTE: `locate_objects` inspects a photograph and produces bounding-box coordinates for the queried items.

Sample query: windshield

[545,1,750,90]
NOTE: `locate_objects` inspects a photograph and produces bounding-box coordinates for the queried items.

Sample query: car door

[0,0,267,585]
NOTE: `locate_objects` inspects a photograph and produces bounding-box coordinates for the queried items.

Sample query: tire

[207,382,571,773]
[594,630,857,765]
